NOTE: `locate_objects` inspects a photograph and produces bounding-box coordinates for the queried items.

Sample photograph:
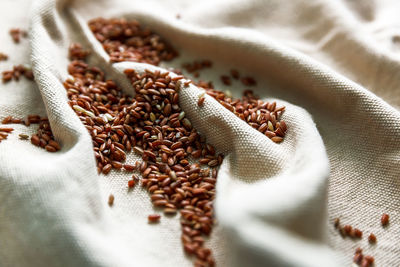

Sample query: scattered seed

[148,214,161,223]
[108,194,114,206]
[381,213,389,226]
[368,233,376,244]
[19,133,29,140]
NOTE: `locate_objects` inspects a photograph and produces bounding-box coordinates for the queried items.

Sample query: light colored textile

[0,0,399,266]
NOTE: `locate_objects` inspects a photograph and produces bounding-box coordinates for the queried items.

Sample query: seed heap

[88,18,287,143]
[83,18,289,266]
[2,64,34,83]
[88,18,178,64]
[195,81,287,142]
[65,45,223,265]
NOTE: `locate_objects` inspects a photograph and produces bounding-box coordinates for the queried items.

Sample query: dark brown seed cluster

[29,117,61,152]
[85,18,288,266]
[0,52,8,61]
[65,43,221,265]
[182,60,213,78]
[195,82,287,143]
[88,18,178,64]
[9,28,27,43]
[353,248,374,267]
[0,127,14,143]
[2,64,34,83]
[69,43,90,60]
[1,115,60,152]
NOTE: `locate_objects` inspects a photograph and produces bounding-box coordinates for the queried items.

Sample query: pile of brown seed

[65,48,221,266]
[88,18,178,64]
[195,81,287,143]
[2,64,34,83]
[82,17,288,267]
[9,28,27,43]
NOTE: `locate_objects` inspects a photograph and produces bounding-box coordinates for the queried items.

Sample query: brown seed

[19,133,29,140]
[48,140,61,150]
[381,213,389,226]
[108,194,114,206]
[271,136,283,143]
[353,253,363,265]
[364,255,374,264]
[148,214,161,223]
[368,233,376,244]
[31,135,40,146]
[343,225,352,235]
[128,180,135,188]
[0,53,8,61]
[353,228,363,239]
[45,145,57,152]
[333,218,340,228]
[164,208,177,215]
[197,97,205,107]
[102,164,112,174]
[123,164,135,171]
[0,127,14,133]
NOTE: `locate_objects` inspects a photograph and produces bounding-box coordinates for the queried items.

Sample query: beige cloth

[0,0,399,266]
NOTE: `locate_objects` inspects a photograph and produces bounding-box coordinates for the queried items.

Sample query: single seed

[334,218,340,228]
[108,194,114,206]
[0,127,14,133]
[381,213,389,226]
[368,233,377,244]
[128,180,135,188]
[343,225,352,235]
[19,133,29,140]
[198,97,205,107]
[148,214,161,223]
[45,145,57,152]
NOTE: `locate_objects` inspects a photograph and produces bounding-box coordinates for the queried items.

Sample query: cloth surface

[0,0,399,266]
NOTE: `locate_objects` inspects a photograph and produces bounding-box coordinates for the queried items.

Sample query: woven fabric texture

[0,0,399,266]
